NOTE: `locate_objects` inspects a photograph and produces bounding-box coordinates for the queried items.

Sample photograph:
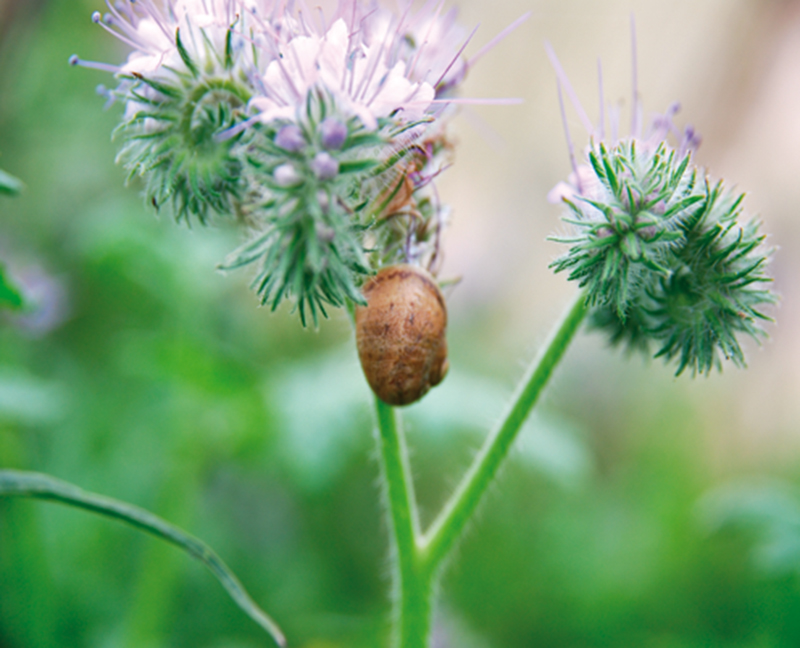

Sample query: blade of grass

[0,469,286,647]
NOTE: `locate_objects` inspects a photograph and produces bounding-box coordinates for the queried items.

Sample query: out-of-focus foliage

[699,481,800,578]
[0,168,24,309]
[0,262,24,310]
[1,1,799,648]
[0,167,24,195]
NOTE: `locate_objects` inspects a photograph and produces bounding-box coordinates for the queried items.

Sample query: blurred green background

[2,0,800,646]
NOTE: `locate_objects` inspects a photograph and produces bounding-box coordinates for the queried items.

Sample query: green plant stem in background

[375,292,588,646]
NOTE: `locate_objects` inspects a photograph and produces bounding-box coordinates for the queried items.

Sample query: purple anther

[69,54,80,66]
[275,124,306,152]
[319,118,347,150]
[311,152,339,181]
[92,11,102,23]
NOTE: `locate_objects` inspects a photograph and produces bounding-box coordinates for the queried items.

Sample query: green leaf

[0,168,24,195]
[0,469,286,647]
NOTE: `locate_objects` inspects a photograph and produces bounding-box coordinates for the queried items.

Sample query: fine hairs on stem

[374,293,589,645]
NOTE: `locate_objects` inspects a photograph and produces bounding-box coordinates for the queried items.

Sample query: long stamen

[544,42,594,135]
[114,0,137,23]
[356,13,396,102]
[102,10,153,49]
[343,0,359,92]
[230,26,294,104]
[69,54,121,74]
[348,8,379,96]
[433,23,478,90]
[466,11,531,69]
[104,0,131,31]
[316,6,327,34]
[423,97,523,105]
[557,78,583,197]
[406,0,446,79]
[164,0,178,23]
[285,34,309,87]
[137,0,174,41]
[234,3,302,101]
[296,0,316,34]
[91,12,146,51]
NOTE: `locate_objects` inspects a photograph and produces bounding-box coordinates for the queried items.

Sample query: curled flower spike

[72,1,269,223]
[547,19,775,375]
[75,0,527,325]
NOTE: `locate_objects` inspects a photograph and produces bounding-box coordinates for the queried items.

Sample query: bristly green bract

[551,140,775,375]
[107,36,446,328]
[220,90,415,327]
[82,0,471,328]
[114,61,251,225]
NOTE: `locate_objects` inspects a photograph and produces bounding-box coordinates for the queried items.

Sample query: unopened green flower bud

[548,37,775,374]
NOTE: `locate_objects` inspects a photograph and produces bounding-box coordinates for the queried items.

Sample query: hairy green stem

[374,399,432,648]
[421,291,588,568]
[373,292,588,647]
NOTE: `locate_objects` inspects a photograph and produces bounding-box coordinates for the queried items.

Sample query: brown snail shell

[355,264,449,406]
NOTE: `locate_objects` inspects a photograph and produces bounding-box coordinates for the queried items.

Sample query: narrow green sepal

[225,28,234,70]
[176,28,200,78]
[130,72,183,100]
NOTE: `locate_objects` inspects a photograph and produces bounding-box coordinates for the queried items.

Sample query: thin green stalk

[374,398,432,648]
[421,291,588,569]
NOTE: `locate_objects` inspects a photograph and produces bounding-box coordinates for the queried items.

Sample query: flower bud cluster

[73,2,258,223]
[548,48,775,374]
[75,0,478,324]
[554,140,774,374]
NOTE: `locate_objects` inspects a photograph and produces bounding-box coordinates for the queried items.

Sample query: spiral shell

[355,265,449,406]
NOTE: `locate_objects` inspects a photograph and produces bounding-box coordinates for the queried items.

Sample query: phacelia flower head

[547,20,775,375]
[73,0,524,325]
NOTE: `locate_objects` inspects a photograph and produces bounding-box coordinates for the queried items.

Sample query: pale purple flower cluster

[72,0,493,137]
[72,0,528,322]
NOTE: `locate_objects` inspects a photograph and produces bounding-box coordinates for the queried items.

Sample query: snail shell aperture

[355,264,449,406]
